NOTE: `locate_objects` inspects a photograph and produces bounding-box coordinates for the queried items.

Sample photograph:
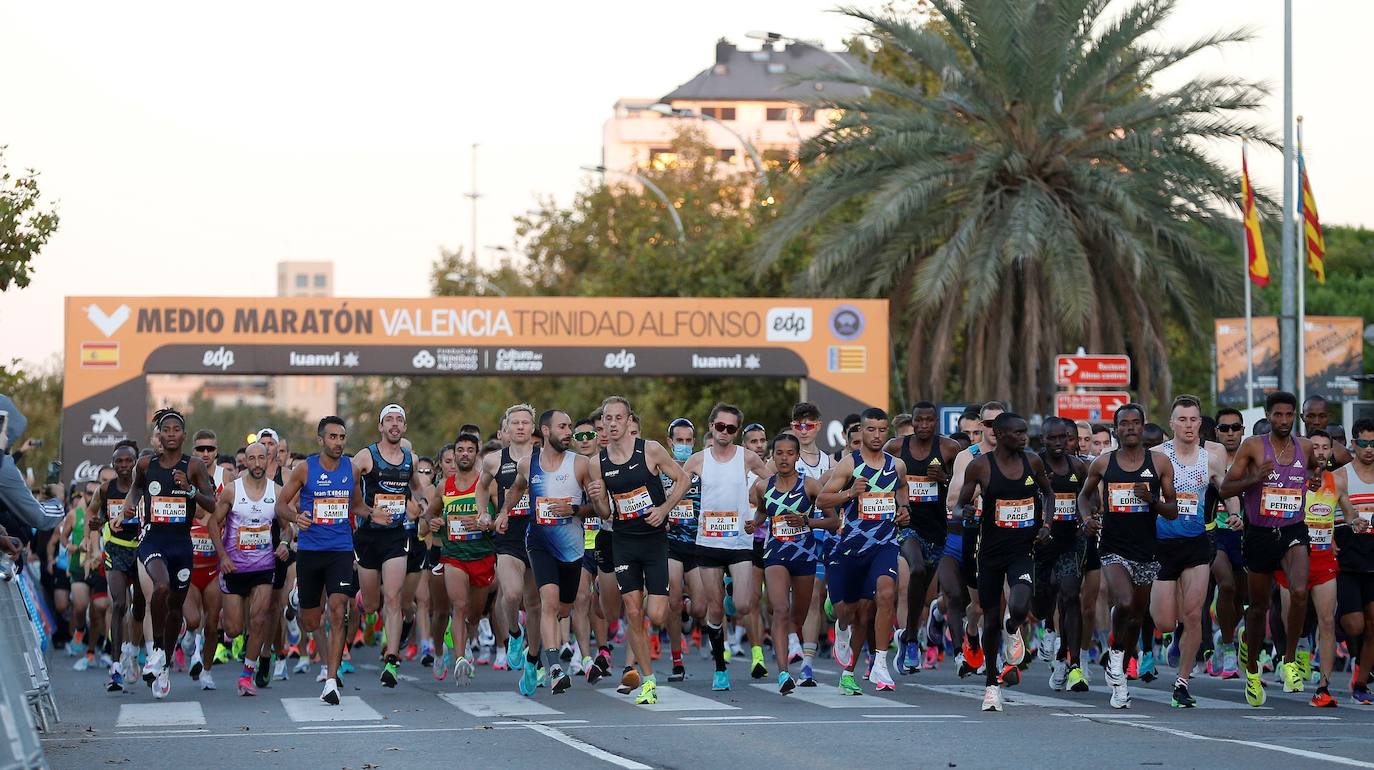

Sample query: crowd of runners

[30,390,1374,712]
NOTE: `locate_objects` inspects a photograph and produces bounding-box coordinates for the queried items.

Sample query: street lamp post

[648,103,771,200]
[580,165,687,242]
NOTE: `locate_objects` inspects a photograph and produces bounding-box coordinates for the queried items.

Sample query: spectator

[0,393,64,532]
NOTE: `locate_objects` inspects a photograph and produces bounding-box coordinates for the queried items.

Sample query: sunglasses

[417,468,434,475]
[1215,424,1244,433]
[791,421,819,431]
[194,445,217,452]
[573,431,597,442]
[1356,439,1374,449]
[713,422,739,435]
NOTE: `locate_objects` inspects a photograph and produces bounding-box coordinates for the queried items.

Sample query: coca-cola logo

[73,460,102,482]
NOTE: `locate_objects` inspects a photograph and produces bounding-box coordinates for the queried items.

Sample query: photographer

[0,393,65,533]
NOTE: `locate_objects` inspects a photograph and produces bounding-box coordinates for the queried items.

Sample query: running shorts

[296,550,357,609]
[528,548,581,604]
[1277,550,1338,590]
[1243,522,1308,575]
[978,554,1034,614]
[273,548,295,591]
[353,527,410,571]
[220,568,274,597]
[696,545,753,570]
[105,542,139,578]
[611,532,669,596]
[138,530,194,593]
[442,554,497,589]
[668,540,698,572]
[1338,571,1374,618]
[827,542,899,605]
[594,530,615,575]
[406,532,426,574]
[191,564,220,593]
[1156,534,1213,582]
[1099,552,1160,587]
[1213,528,1244,569]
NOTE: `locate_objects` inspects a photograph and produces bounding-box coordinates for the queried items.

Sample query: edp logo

[765,307,813,342]
[202,346,236,371]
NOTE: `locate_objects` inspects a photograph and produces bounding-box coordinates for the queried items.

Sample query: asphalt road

[40,646,1374,769]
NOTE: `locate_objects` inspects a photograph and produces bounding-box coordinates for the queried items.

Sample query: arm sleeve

[0,455,64,531]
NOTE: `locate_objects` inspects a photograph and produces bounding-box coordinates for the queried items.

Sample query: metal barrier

[0,558,51,770]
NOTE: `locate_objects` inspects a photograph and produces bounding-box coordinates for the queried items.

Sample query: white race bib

[772,515,807,542]
[1260,487,1303,519]
[536,497,574,526]
[236,523,272,551]
[150,496,187,525]
[995,497,1036,529]
[858,492,896,521]
[1052,493,1077,522]
[613,487,653,520]
[313,496,349,525]
[375,493,407,525]
[701,511,740,537]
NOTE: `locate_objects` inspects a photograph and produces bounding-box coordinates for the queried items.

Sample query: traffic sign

[938,404,968,436]
[1055,391,1131,422]
[1054,354,1131,387]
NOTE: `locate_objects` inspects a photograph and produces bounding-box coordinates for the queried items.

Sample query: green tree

[0,147,60,291]
[756,0,1272,413]
[0,358,62,484]
[183,393,309,458]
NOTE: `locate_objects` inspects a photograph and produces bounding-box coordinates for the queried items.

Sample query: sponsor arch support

[64,297,887,482]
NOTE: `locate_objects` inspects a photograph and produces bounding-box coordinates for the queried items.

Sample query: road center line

[521,723,651,769]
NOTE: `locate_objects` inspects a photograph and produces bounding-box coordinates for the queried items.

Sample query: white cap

[379,404,406,423]
[256,427,278,441]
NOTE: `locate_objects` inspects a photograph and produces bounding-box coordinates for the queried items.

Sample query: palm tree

[756,0,1273,412]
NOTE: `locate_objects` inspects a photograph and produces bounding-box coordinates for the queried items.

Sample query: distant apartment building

[602,38,865,174]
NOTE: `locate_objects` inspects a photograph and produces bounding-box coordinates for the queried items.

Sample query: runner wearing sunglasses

[787,402,833,686]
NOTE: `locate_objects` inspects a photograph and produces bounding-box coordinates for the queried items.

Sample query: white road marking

[752,683,915,709]
[521,723,652,769]
[1053,712,1148,719]
[116,702,206,727]
[493,719,589,725]
[862,714,964,719]
[596,686,738,712]
[115,729,209,735]
[440,692,563,717]
[1103,719,1374,768]
[281,696,382,722]
[913,684,1095,709]
[1244,715,1341,721]
[1125,687,1267,710]
[678,715,775,721]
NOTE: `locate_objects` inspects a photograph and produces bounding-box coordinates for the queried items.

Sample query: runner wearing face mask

[664,418,704,683]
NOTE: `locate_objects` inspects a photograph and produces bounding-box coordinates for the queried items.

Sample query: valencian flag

[1298,144,1326,283]
[1241,142,1269,287]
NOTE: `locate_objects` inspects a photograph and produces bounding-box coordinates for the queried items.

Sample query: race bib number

[772,514,807,542]
[313,496,349,525]
[375,493,407,525]
[1053,493,1077,522]
[858,492,896,521]
[446,513,482,542]
[1107,483,1148,513]
[191,533,215,555]
[702,511,740,537]
[150,496,187,525]
[1356,505,1374,534]
[107,501,127,522]
[236,523,272,551]
[669,502,695,523]
[613,487,654,520]
[536,498,574,526]
[583,517,601,533]
[995,497,1036,529]
[507,493,530,518]
[906,476,938,503]
[1308,511,1333,551]
[1176,492,1200,519]
[1261,487,1303,519]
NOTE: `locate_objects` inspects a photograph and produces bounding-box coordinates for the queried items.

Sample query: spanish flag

[1241,142,1269,287]
[1298,143,1325,284]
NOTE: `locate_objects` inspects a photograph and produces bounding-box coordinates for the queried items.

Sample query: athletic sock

[671,650,683,667]
[706,623,726,672]
[803,643,816,669]
[401,619,414,647]
[509,626,523,639]
[543,648,561,673]
[526,650,540,668]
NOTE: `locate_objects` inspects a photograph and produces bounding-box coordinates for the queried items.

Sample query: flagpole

[1243,141,1255,410]
[1297,116,1307,410]
[1279,0,1298,396]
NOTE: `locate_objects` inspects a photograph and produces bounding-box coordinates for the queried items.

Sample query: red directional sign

[1055,391,1131,422]
[1055,354,1131,387]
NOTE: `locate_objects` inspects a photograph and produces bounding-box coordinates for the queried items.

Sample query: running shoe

[1003,625,1026,667]
[173,646,186,673]
[982,684,1003,712]
[901,642,921,675]
[1048,660,1068,691]
[924,646,940,670]
[476,644,493,666]
[619,667,642,694]
[1138,651,1157,683]
[788,636,804,664]
[106,667,125,693]
[551,666,572,695]
[238,674,256,697]
[381,659,400,688]
[587,650,610,684]
[1109,682,1130,709]
[635,677,657,705]
[1067,665,1089,693]
[420,642,435,669]
[1170,678,1195,708]
[493,648,510,671]
[1245,672,1267,707]
[199,671,216,691]
[188,652,203,680]
[317,665,329,683]
[649,634,661,660]
[434,650,451,682]
[1165,632,1181,670]
[1296,648,1313,682]
[231,634,245,661]
[507,633,526,671]
[998,664,1020,687]
[255,658,272,689]
[321,678,341,705]
[1283,661,1305,693]
[1351,687,1373,705]
[955,652,976,679]
[668,664,686,682]
[518,661,542,696]
[870,654,896,692]
[213,643,230,665]
[838,671,862,696]
[961,639,985,675]
[799,663,816,688]
[1039,630,1057,664]
[152,666,171,700]
[1219,644,1240,679]
[778,671,795,695]
[293,655,312,675]
[274,657,289,681]
[832,624,853,668]
[750,646,768,679]
[1105,649,1126,688]
[1311,685,1337,708]
[711,670,731,691]
[454,655,475,686]
[73,655,90,672]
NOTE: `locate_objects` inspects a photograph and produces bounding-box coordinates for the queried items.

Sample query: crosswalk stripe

[748,683,915,709]
[116,702,206,727]
[439,692,564,717]
[596,686,738,712]
[1125,687,1266,710]
[281,696,383,722]
[912,684,1097,709]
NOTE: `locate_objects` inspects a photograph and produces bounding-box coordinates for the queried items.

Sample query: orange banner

[1214,316,1362,403]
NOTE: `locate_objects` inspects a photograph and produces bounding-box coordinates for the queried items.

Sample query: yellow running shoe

[1245,671,1267,707]
[1282,661,1305,693]
[635,677,658,705]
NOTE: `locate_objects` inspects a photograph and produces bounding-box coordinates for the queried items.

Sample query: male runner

[1303,395,1353,467]
[479,404,539,673]
[124,409,216,699]
[817,407,910,695]
[954,412,1053,711]
[1080,403,1177,709]
[593,395,690,705]
[276,416,360,705]
[1210,407,1247,678]
[752,432,834,693]
[1283,430,1339,707]
[89,442,143,692]
[569,418,602,677]
[351,403,428,687]
[1033,417,1089,693]
[1152,395,1229,707]
[498,410,600,695]
[423,433,497,686]
[182,429,225,689]
[1336,418,1374,705]
[663,417,704,683]
[945,401,1005,679]
[208,441,279,696]
[1221,391,1317,706]
[885,401,960,673]
[789,402,833,687]
[683,403,768,692]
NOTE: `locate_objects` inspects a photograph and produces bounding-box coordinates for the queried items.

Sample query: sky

[2,1,1369,367]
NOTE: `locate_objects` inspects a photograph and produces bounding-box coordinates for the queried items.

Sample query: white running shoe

[73,656,90,672]
[316,665,329,683]
[199,671,216,690]
[321,677,341,705]
[1105,649,1126,688]
[1003,625,1026,667]
[833,624,853,668]
[274,658,289,681]
[152,666,171,699]
[477,617,495,647]
[570,656,585,676]
[869,652,896,691]
[453,656,476,686]
[788,635,804,664]
[1110,682,1131,709]
[1039,630,1058,664]
[143,648,166,685]
[293,656,311,674]
[1048,659,1068,691]
[493,648,510,671]
[982,684,1004,712]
